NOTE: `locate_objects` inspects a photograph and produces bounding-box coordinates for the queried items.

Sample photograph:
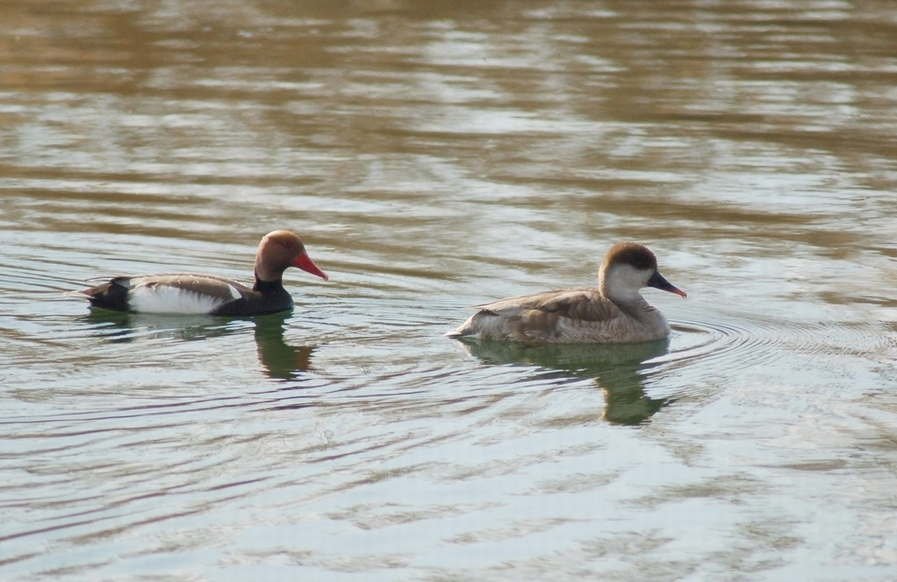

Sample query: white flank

[226,284,241,300]
[129,285,225,314]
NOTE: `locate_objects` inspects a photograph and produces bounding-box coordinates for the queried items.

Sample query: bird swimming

[447,242,685,343]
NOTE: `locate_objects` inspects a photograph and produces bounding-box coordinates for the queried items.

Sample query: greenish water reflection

[459,339,670,426]
[80,309,314,380]
[253,313,315,381]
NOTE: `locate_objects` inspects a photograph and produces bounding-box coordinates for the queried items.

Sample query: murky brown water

[2,1,896,580]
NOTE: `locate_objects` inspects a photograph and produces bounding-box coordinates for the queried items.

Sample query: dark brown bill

[648,270,686,297]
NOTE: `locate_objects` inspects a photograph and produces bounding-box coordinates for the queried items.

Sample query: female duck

[448,242,685,343]
[71,230,328,316]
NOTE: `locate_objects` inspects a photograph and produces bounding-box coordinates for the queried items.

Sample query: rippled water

[2,1,897,580]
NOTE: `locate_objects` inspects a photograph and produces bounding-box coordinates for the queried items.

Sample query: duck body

[452,287,672,344]
[71,231,327,316]
[80,273,296,316]
[448,242,685,344]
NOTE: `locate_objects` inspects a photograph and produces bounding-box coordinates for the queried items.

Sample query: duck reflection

[252,312,314,380]
[80,309,314,380]
[458,339,671,425]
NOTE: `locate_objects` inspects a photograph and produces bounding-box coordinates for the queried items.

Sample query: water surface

[2,1,896,580]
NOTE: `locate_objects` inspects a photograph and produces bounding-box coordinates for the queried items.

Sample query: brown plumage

[448,242,686,344]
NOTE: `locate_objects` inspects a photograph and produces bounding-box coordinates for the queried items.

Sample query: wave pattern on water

[2,0,897,580]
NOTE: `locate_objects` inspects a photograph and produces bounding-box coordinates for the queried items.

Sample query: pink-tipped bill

[647,271,686,298]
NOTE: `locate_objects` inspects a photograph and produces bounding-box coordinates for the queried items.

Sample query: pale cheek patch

[130,286,225,314]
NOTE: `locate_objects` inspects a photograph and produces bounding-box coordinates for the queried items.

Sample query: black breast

[209,277,294,316]
[83,280,131,312]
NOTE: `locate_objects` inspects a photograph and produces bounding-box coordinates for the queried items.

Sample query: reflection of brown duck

[459,340,671,425]
[69,231,328,316]
[593,361,669,426]
[448,242,685,343]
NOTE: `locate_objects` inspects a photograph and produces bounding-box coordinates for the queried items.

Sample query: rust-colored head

[254,230,328,283]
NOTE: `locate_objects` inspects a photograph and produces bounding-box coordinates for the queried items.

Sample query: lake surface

[2,1,896,580]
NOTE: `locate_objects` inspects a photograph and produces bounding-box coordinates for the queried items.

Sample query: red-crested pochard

[447,242,686,343]
[70,230,328,316]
